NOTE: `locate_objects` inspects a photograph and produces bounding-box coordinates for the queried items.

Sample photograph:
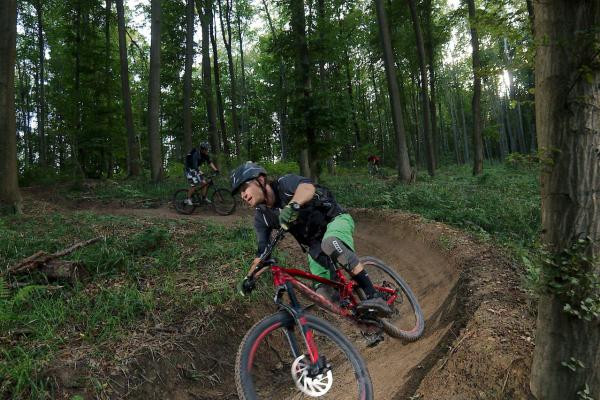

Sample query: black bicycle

[173,174,236,216]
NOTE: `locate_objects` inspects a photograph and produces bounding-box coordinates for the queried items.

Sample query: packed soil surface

[23,188,535,399]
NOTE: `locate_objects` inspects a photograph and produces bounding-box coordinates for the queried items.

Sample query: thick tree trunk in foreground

[183,0,194,154]
[116,0,140,176]
[466,0,484,175]
[374,0,412,183]
[0,0,22,213]
[147,0,163,182]
[530,1,600,399]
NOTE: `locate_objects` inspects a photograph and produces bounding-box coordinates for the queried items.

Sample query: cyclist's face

[240,180,264,207]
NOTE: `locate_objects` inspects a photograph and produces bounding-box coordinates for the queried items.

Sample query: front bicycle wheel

[173,189,196,215]
[236,311,373,400]
[211,188,236,215]
[359,256,425,341]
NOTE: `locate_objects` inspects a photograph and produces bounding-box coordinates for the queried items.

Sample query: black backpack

[184,150,196,170]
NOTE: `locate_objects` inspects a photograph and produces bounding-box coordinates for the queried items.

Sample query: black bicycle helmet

[230,162,267,194]
[199,142,210,151]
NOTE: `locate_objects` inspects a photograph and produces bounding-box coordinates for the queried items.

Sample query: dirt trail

[43,199,532,399]
[86,204,461,399]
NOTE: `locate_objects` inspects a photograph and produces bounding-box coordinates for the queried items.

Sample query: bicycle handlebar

[250,228,286,279]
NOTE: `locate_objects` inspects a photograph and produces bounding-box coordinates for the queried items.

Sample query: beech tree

[529,1,600,398]
[0,0,22,213]
[147,0,163,182]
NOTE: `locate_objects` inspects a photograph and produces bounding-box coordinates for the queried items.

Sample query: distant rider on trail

[231,162,392,317]
[184,142,219,205]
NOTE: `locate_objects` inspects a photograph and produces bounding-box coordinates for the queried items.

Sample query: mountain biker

[184,142,219,205]
[231,161,392,317]
[367,155,380,174]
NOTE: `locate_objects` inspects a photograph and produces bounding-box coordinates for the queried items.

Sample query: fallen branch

[4,237,102,279]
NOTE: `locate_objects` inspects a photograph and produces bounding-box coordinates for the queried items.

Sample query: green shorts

[307,213,355,279]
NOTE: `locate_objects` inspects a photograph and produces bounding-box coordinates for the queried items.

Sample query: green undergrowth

[324,163,540,247]
[0,211,255,399]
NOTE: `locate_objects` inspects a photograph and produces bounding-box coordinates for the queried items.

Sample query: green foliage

[324,163,540,245]
[561,357,585,372]
[577,384,594,400]
[539,238,600,321]
[0,207,259,398]
[505,152,539,169]
[262,161,300,177]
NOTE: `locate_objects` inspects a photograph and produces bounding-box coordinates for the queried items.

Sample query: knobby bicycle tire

[359,256,425,341]
[235,311,373,400]
[173,189,196,215]
[211,188,236,216]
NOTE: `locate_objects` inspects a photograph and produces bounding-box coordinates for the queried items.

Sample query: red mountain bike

[235,228,424,400]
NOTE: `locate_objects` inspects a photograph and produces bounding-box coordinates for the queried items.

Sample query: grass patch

[322,163,540,247]
[0,210,255,399]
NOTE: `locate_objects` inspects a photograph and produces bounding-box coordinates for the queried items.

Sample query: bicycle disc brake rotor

[291,355,333,397]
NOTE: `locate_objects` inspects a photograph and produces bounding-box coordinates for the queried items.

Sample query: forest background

[1,0,599,399]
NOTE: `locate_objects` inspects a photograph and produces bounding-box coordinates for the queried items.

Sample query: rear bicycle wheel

[236,311,373,400]
[359,256,424,341]
[173,189,197,215]
[211,188,236,215]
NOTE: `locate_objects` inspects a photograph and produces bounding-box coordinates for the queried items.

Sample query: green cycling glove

[279,202,300,230]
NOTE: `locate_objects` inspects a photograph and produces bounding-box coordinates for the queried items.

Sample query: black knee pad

[321,236,359,271]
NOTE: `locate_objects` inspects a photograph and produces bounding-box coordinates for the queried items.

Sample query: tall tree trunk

[74,0,84,176]
[218,0,240,156]
[148,0,163,182]
[116,0,140,176]
[104,0,113,177]
[236,5,247,148]
[370,63,385,161]
[374,0,412,183]
[345,49,361,148]
[0,0,22,213]
[210,8,229,157]
[290,0,317,180]
[530,1,600,398]
[183,0,194,153]
[424,0,438,167]
[466,0,483,175]
[262,0,288,161]
[35,0,46,167]
[407,0,435,176]
[197,0,219,154]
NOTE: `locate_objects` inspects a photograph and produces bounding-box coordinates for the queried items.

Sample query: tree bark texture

[148,0,163,182]
[0,0,22,213]
[35,0,46,167]
[374,0,412,183]
[407,0,435,176]
[218,0,240,156]
[210,10,230,157]
[262,0,288,161]
[183,0,195,154]
[290,0,317,180]
[197,0,219,154]
[530,1,600,399]
[116,0,140,176]
[466,0,483,175]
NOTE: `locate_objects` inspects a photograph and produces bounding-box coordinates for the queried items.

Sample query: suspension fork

[276,281,320,365]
